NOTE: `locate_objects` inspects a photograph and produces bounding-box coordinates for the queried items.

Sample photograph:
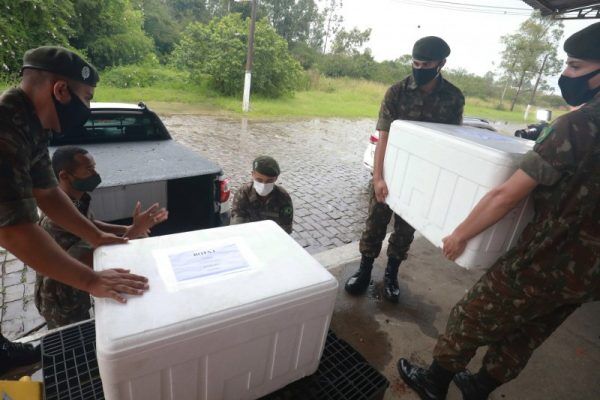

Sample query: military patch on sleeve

[280,206,293,218]
[535,126,554,144]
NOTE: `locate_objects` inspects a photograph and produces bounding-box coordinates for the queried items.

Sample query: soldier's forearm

[452,170,537,243]
[373,130,388,181]
[33,186,101,244]
[94,220,128,236]
[0,223,97,293]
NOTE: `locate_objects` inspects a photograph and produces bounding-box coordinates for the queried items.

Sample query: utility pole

[242,0,257,112]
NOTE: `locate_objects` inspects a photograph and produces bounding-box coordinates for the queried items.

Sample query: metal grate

[41,321,104,400]
[262,331,389,400]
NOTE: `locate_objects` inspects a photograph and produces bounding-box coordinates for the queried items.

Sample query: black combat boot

[397,359,453,400]
[383,257,401,303]
[453,368,500,400]
[0,334,41,375]
[344,256,374,296]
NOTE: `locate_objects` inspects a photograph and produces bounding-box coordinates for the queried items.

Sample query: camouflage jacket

[39,193,94,254]
[0,88,57,227]
[519,92,600,257]
[376,74,465,132]
[231,182,293,234]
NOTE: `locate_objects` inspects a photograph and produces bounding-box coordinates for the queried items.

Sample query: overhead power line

[413,0,530,11]
[390,0,533,16]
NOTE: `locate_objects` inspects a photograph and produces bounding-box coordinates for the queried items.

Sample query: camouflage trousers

[433,237,600,383]
[359,186,415,260]
[34,240,93,330]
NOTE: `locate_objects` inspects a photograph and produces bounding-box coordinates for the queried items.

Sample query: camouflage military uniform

[35,193,94,329]
[231,182,294,234]
[433,92,600,383]
[0,88,57,227]
[360,75,465,259]
[0,88,59,334]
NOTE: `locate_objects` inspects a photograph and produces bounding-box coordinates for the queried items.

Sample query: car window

[50,110,171,145]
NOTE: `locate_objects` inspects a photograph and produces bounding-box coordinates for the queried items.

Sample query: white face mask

[253,180,274,197]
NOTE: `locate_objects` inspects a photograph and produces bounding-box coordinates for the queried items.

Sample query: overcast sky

[338,0,595,77]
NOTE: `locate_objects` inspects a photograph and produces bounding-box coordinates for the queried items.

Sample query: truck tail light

[369,132,379,144]
[219,177,231,203]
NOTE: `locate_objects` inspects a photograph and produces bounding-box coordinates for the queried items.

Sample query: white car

[362,117,497,173]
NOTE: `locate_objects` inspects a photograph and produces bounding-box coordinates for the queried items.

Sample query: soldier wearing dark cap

[0,47,148,373]
[346,36,464,303]
[231,156,293,234]
[398,23,600,400]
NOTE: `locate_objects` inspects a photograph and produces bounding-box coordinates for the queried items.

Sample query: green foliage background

[0,0,566,107]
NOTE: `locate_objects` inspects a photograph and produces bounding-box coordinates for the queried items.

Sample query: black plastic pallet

[41,321,104,400]
[41,322,388,400]
[262,331,389,400]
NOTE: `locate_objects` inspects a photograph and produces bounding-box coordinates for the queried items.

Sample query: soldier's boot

[397,359,452,400]
[453,369,500,400]
[0,334,41,375]
[383,257,401,303]
[344,256,374,296]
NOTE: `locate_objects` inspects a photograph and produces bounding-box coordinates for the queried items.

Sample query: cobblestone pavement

[166,116,376,254]
[1,116,377,339]
[0,250,45,340]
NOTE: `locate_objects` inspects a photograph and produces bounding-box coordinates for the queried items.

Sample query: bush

[318,52,376,80]
[88,32,155,70]
[170,14,303,97]
[102,65,189,88]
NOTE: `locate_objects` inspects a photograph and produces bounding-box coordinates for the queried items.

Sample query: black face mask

[71,173,101,193]
[52,87,91,133]
[558,69,600,106]
[412,65,440,86]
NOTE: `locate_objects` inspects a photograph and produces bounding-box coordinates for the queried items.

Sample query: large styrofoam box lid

[94,220,338,358]
[388,121,534,179]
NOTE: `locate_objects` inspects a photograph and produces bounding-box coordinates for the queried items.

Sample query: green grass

[3,76,566,123]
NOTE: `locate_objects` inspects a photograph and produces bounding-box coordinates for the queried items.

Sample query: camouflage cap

[564,22,600,60]
[22,46,99,87]
[253,156,280,177]
[412,36,450,61]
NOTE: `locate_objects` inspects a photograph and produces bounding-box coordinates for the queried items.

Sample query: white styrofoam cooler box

[383,120,536,269]
[94,220,338,400]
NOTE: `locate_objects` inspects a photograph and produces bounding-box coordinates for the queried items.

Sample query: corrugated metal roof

[523,0,600,14]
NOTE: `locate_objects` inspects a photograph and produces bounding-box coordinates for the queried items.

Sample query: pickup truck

[49,102,231,236]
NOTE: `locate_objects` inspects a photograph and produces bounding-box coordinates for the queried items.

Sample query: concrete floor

[326,237,600,400]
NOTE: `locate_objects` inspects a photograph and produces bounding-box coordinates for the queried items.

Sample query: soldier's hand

[91,230,128,248]
[87,269,149,303]
[373,178,389,203]
[442,233,467,261]
[128,202,168,238]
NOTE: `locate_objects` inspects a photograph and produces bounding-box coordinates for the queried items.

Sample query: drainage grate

[41,321,104,400]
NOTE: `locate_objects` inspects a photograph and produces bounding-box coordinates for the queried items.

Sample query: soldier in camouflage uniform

[35,147,167,329]
[346,36,464,303]
[231,156,293,234]
[398,23,600,400]
[0,47,149,373]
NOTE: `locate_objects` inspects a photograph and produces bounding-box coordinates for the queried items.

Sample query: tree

[260,0,324,50]
[331,27,371,55]
[170,14,303,97]
[168,0,208,23]
[320,0,343,53]
[0,0,74,75]
[141,0,180,56]
[498,12,564,111]
[70,0,154,69]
